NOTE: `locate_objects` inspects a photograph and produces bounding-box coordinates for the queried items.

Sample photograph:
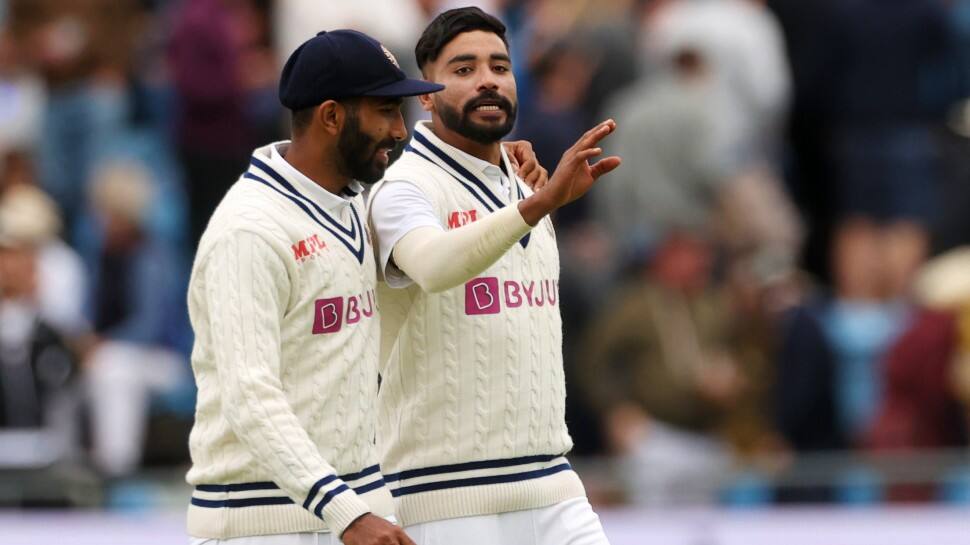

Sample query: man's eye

[494,65,510,73]
[455,67,472,75]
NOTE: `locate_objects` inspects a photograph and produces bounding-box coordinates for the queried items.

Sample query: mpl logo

[292,234,327,262]
[448,209,478,229]
[312,290,376,334]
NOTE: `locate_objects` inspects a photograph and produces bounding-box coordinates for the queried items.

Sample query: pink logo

[313,297,344,334]
[465,277,501,315]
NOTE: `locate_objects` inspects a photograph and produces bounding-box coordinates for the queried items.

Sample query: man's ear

[418,93,435,113]
[316,100,343,135]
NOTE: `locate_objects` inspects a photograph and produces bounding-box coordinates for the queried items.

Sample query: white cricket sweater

[185,143,393,539]
[369,123,585,526]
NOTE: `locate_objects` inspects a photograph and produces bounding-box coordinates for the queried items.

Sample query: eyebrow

[445,53,512,65]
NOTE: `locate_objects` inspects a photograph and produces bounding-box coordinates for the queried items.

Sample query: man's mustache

[463,91,514,115]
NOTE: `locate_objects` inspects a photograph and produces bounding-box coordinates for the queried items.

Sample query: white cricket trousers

[191,533,339,545]
[187,498,610,545]
[406,497,610,545]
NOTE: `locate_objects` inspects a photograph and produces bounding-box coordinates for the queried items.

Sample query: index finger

[572,119,617,152]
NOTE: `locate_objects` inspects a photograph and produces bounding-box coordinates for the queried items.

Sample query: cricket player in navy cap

[183,29,434,545]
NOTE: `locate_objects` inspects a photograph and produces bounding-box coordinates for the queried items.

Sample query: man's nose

[476,69,499,92]
[391,112,407,141]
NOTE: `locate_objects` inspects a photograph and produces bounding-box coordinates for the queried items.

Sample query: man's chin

[355,165,386,185]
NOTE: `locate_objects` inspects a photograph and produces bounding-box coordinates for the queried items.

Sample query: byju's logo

[312,290,377,334]
[463,277,559,315]
[313,297,344,334]
[465,277,500,315]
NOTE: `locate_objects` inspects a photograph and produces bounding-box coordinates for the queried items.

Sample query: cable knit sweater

[368,123,585,526]
[185,143,393,539]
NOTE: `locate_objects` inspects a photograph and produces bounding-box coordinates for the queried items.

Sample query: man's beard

[437,90,517,145]
[336,112,397,184]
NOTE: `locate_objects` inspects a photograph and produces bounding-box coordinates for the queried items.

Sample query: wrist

[517,193,553,226]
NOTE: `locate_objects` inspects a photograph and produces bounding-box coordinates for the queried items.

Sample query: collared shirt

[448,144,512,198]
[268,142,364,213]
[369,124,515,288]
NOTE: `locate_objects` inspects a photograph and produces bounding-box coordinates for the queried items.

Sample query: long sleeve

[201,229,370,536]
[389,206,533,293]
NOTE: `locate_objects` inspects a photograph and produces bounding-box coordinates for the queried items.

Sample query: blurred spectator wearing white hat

[82,160,190,478]
[0,184,80,462]
[0,182,87,337]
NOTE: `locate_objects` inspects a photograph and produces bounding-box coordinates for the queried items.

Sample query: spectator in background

[579,232,749,505]
[826,0,951,301]
[596,45,732,262]
[273,0,425,63]
[0,26,44,154]
[169,0,282,246]
[0,183,87,338]
[868,248,970,451]
[82,160,190,477]
[6,0,141,239]
[860,248,970,500]
[817,230,910,447]
[0,184,79,460]
[648,0,791,169]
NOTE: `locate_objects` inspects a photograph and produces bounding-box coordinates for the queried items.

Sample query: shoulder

[196,186,293,269]
[383,151,441,188]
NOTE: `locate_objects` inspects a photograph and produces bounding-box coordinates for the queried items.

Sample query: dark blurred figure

[169,0,281,246]
[766,0,841,284]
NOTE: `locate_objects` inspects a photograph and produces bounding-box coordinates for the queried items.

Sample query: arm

[382,119,622,293]
[202,230,370,536]
[390,207,532,293]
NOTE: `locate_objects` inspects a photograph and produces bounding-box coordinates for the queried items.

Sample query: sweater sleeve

[389,205,533,293]
[201,229,370,536]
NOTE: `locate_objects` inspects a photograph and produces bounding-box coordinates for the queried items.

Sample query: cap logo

[381,44,400,69]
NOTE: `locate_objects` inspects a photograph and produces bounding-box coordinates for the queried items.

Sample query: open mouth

[467,96,509,115]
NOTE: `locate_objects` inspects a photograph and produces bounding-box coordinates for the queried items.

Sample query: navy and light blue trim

[407,131,530,249]
[244,161,367,264]
[383,454,571,498]
[191,464,387,515]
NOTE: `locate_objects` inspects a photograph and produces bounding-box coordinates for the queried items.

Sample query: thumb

[589,156,622,180]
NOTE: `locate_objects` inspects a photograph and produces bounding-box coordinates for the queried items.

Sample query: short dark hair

[290,107,315,134]
[289,98,361,135]
[415,7,508,72]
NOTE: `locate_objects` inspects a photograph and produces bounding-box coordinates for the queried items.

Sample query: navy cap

[279,29,445,110]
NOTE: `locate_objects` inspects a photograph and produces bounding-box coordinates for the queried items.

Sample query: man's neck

[283,139,351,195]
[429,118,501,166]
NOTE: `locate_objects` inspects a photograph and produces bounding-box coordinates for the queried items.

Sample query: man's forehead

[439,30,508,62]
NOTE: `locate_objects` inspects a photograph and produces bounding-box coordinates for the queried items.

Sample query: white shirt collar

[265,141,363,211]
[414,122,512,194]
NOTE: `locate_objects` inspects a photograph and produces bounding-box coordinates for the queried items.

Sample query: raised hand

[517,119,621,226]
[342,513,417,545]
[503,140,549,191]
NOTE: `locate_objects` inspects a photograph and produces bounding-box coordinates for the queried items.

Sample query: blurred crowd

[1,0,969,508]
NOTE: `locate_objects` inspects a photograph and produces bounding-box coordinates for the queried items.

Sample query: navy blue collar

[246,157,366,263]
[406,131,530,249]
